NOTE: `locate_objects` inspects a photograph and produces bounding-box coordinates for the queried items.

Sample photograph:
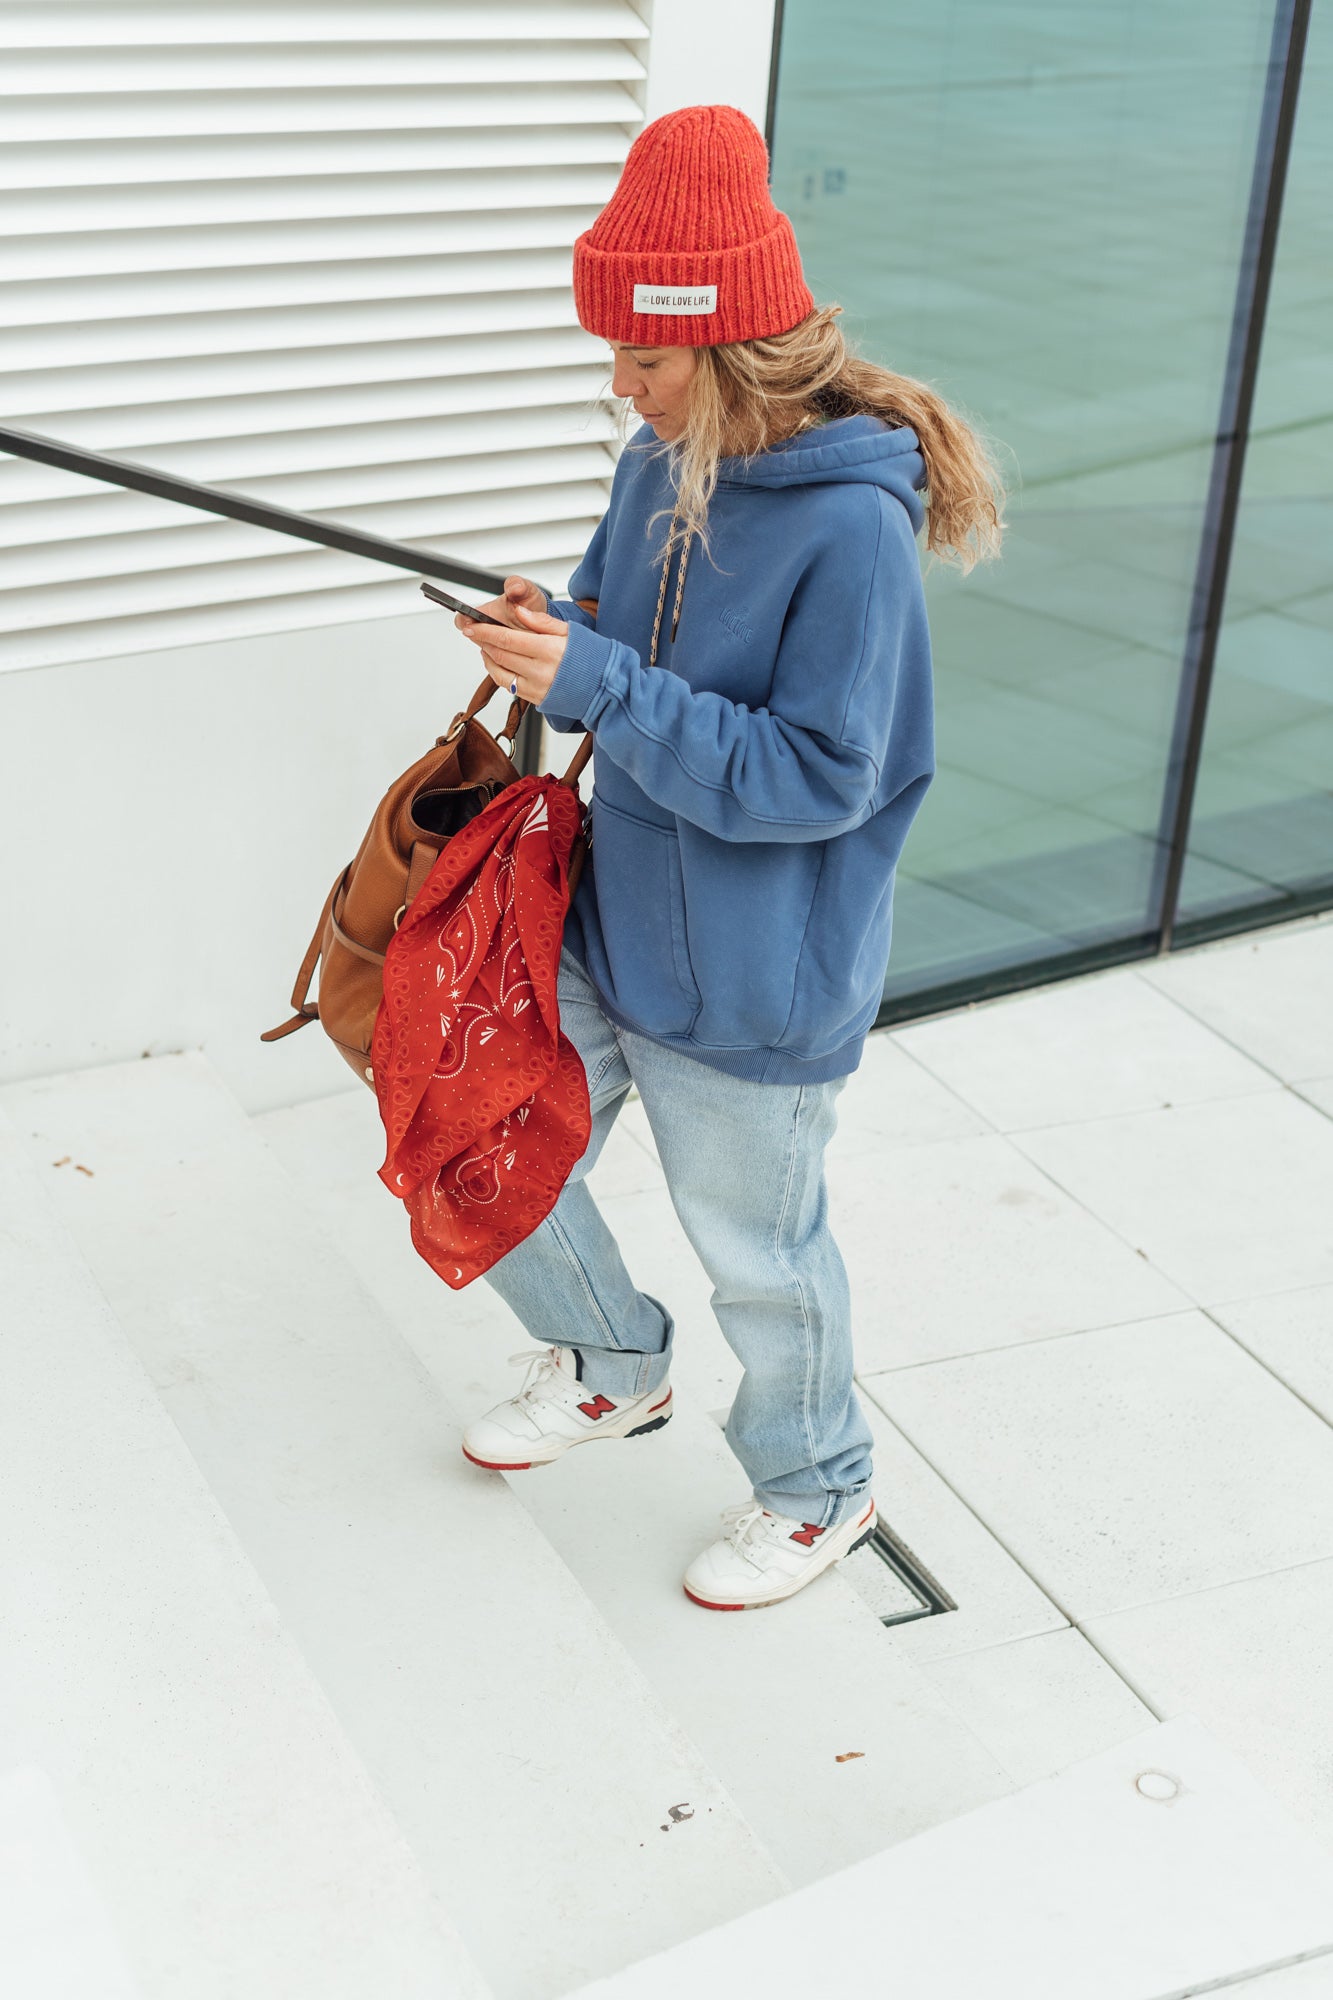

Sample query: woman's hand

[457,574,546,630]
[456,588,570,704]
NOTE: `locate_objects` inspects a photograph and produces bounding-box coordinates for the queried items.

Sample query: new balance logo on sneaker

[788,1522,826,1547]
[461,1344,673,1471]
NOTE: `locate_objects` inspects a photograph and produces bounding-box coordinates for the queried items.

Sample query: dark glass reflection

[771,1,1290,1006]
[1176,1,1333,935]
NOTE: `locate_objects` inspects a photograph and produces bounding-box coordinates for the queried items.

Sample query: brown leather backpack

[263,641,593,1086]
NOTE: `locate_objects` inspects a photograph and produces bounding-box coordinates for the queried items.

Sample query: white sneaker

[683,1495,877,1611]
[461,1345,673,1471]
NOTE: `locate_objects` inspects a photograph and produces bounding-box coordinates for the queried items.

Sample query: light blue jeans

[484,947,876,1530]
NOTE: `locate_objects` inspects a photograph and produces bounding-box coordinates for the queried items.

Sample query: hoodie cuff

[544,595,597,632]
[540,617,613,727]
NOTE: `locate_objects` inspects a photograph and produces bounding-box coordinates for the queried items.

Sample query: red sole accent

[647,1389,672,1413]
[683,1587,748,1611]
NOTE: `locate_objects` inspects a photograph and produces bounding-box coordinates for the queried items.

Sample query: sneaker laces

[506,1346,573,1407]
[716,1500,787,1571]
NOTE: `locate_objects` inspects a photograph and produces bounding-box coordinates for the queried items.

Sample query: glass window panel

[770,0,1282,1008]
[1176,2,1333,932]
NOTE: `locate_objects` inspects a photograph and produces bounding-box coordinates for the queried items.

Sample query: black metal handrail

[0,418,544,768]
[0,419,544,769]
[0,421,508,595]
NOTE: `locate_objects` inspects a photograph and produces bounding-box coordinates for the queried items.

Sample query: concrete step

[567,1718,1333,2000]
[260,1084,1017,1887]
[0,1106,486,2000]
[4,1056,786,2000]
[0,1766,144,2000]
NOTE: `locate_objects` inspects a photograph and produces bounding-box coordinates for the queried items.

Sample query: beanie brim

[573,213,814,348]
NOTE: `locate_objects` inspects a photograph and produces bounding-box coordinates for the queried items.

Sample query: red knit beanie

[572,104,814,349]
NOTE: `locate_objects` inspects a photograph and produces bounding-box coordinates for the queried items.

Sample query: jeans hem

[752,1483,873,1532]
[544,1339,671,1401]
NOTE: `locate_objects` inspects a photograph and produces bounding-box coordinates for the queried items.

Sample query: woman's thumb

[514,599,558,630]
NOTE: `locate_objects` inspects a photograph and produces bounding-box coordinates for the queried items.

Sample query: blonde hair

[630,304,1008,572]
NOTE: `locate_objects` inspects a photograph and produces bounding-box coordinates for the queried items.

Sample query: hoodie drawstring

[649,509,691,667]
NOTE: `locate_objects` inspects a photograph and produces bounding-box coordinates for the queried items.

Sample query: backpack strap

[560,734,594,790]
[456,593,600,784]
[559,596,598,786]
[260,871,338,1040]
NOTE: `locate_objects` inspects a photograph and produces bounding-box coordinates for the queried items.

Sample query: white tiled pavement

[6,907,1332,1997]
[569,909,1333,1854]
[573,1718,1333,2000]
[861,910,1333,1854]
[262,903,1333,1870]
[5,1062,784,2000]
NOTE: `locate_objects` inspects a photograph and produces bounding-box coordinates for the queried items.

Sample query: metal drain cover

[845,1518,957,1627]
[841,1539,929,1622]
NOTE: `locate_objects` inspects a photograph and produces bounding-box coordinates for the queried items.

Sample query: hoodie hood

[713,412,927,537]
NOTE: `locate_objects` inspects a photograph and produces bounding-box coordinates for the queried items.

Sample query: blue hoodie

[540,413,935,1084]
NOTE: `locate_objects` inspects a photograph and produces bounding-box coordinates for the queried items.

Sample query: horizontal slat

[0,545,591,674]
[0,404,620,505]
[0,324,607,419]
[0,289,583,373]
[0,517,601,649]
[0,576,417,671]
[19,362,611,454]
[0,43,645,95]
[0,245,582,326]
[223,438,619,516]
[0,3,650,49]
[0,550,421,632]
[0,480,610,591]
[0,442,615,549]
[0,123,633,193]
[5,164,622,238]
[0,80,642,142]
[0,205,603,283]
[0,4,635,670]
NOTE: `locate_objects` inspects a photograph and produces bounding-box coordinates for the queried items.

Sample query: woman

[455,104,1004,1611]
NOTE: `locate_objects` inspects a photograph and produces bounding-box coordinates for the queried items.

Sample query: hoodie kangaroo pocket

[589,796,701,1037]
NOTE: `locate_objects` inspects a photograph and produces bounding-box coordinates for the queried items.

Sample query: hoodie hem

[594,988,863,1086]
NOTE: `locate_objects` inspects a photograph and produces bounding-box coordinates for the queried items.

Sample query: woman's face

[608,343,698,441]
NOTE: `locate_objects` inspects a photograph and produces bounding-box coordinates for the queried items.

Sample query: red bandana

[371,774,591,1287]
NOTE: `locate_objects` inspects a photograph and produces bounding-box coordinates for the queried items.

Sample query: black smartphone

[419,579,507,626]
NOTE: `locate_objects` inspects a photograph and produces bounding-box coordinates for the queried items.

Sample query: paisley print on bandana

[372,774,591,1287]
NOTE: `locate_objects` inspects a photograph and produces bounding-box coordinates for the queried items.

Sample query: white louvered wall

[0,0,646,672]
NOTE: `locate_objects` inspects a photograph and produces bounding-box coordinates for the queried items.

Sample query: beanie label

[632,283,717,316]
